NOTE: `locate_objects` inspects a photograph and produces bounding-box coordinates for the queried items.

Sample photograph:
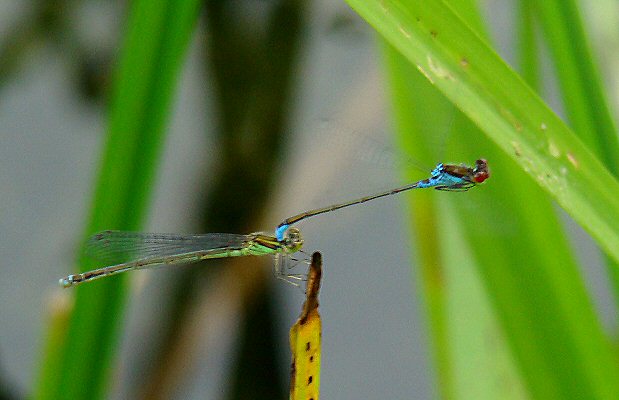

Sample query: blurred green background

[1,0,619,399]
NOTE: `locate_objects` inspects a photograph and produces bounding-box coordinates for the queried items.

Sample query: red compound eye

[474,171,489,183]
[472,159,489,183]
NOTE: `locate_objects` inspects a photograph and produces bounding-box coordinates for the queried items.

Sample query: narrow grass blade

[34,1,202,399]
[532,0,619,310]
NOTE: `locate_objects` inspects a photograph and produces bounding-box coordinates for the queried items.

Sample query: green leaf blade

[34,1,202,399]
[348,0,619,271]
[376,1,619,398]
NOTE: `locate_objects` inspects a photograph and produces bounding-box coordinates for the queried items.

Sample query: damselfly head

[472,159,490,183]
[284,227,304,252]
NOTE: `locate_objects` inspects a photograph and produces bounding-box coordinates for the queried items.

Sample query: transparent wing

[85,230,251,264]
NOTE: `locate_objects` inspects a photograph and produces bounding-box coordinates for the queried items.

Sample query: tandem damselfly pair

[60,159,489,287]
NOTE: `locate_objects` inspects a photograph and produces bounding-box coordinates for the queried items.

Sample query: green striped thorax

[281,227,303,253]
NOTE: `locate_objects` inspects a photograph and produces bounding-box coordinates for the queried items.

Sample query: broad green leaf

[378,0,619,398]
[347,0,619,268]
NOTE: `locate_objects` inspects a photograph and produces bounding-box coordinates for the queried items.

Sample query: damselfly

[275,159,489,240]
[60,159,488,287]
[60,229,303,287]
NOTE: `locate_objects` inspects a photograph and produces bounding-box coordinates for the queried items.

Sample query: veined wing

[85,230,253,264]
